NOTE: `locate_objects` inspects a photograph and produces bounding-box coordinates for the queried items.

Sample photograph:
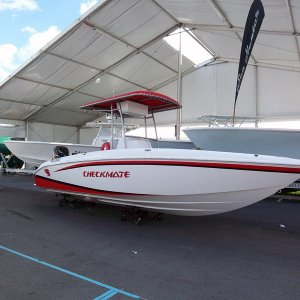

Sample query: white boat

[184,125,300,159]
[34,91,300,216]
[4,140,101,166]
[4,123,113,167]
[4,122,137,167]
[5,121,194,168]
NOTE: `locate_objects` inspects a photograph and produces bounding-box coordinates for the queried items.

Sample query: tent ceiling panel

[109,52,175,89]
[291,0,300,32]
[79,73,144,99]
[73,40,133,71]
[17,55,98,89]
[48,23,100,58]
[0,78,69,106]
[1,0,300,126]
[263,0,295,32]
[0,101,41,120]
[157,0,225,25]
[28,86,69,107]
[253,34,299,65]
[88,0,177,47]
[49,92,100,112]
[50,23,135,70]
[0,78,39,101]
[215,0,291,32]
[32,108,97,127]
[193,30,244,62]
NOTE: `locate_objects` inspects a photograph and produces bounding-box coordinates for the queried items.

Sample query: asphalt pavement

[1,174,300,300]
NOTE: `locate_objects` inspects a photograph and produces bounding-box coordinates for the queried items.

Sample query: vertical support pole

[77,126,80,144]
[111,105,114,147]
[214,63,217,116]
[255,65,258,128]
[152,111,159,148]
[24,121,30,169]
[118,102,127,149]
[176,26,183,140]
[25,122,29,141]
[144,116,147,138]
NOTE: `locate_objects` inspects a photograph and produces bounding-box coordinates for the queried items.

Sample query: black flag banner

[233,0,265,123]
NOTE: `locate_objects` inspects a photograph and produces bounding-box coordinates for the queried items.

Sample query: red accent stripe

[35,176,142,197]
[55,159,300,174]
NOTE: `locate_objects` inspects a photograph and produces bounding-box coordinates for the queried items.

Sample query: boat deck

[1,173,300,299]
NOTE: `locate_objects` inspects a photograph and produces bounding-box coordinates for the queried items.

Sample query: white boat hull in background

[34,149,300,216]
[4,141,100,166]
[4,139,195,167]
[184,127,300,159]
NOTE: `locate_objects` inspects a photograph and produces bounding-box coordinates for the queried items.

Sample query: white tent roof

[0,0,299,127]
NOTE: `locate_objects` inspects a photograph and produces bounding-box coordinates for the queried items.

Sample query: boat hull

[34,149,300,216]
[4,139,195,167]
[4,141,100,166]
[184,127,300,159]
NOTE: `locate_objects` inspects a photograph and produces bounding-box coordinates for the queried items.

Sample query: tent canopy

[0,0,299,127]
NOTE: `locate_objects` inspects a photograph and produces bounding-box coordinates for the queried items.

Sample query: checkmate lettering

[83,170,130,178]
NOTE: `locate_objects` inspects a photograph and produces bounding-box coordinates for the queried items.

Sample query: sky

[0,0,101,82]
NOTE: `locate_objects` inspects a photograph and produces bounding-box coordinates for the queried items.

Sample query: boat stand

[57,194,87,209]
[121,208,163,225]
[55,193,163,225]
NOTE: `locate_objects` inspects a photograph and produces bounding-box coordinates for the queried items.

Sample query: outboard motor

[53,146,69,159]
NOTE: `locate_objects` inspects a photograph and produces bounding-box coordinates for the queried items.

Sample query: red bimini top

[80,90,181,114]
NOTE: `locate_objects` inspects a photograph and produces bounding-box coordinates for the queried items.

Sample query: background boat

[184,115,300,159]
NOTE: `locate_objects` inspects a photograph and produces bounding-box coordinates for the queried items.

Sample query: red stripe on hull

[56,159,300,174]
[35,176,143,197]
